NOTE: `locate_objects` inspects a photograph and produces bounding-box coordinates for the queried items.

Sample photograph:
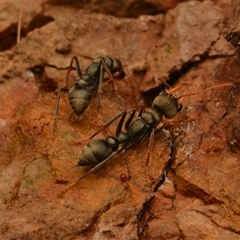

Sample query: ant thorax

[141,108,163,127]
[84,63,101,89]
[73,79,91,88]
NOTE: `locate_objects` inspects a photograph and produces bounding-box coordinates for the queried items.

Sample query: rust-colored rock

[141,0,235,92]
[0,1,240,239]
[0,10,165,105]
[43,0,180,19]
[0,2,53,51]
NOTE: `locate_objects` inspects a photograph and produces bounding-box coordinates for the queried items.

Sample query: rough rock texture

[0,9,165,104]
[41,0,181,19]
[140,56,240,239]
[0,1,240,239]
[0,1,53,51]
[141,0,235,92]
[0,0,179,51]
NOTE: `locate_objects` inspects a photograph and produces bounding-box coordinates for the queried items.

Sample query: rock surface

[0,1,240,239]
[141,0,235,92]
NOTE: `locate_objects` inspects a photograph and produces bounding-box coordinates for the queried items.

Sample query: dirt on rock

[0,1,240,240]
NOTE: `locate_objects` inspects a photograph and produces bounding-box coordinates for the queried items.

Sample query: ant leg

[154,123,166,135]
[72,56,83,78]
[123,104,144,135]
[66,56,83,86]
[163,79,172,90]
[146,128,155,166]
[100,59,126,104]
[143,124,168,180]
[59,110,136,196]
[116,109,136,136]
[120,105,150,146]
[124,109,137,131]
[95,59,113,108]
[170,83,189,93]
[101,59,114,87]
[72,112,124,144]
[124,68,139,109]
[53,56,82,137]
[97,62,104,108]
[178,83,236,100]
[138,104,146,116]
[59,150,123,196]
[144,128,155,180]
[163,79,189,94]
[52,87,70,136]
[128,104,148,142]
[90,109,135,140]
[177,84,190,103]
[145,123,167,166]
[58,143,134,197]
[72,109,135,145]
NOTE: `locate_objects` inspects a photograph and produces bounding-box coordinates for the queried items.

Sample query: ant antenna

[177,83,236,100]
[163,80,189,96]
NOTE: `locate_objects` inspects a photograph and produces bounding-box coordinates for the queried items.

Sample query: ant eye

[177,104,182,112]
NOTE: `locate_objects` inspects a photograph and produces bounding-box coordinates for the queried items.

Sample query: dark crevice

[141,60,204,107]
[223,28,240,48]
[39,74,58,93]
[44,1,164,18]
[27,14,54,33]
[140,50,228,107]
[0,13,53,51]
[30,66,58,92]
[172,174,223,205]
[136,126,226,238]
[0,24,21,51]
[137,135,178,238]
[46,63,70,71]
[123,1,164,18]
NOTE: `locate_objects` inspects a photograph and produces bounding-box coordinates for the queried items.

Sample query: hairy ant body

[53,56,125,134]
[59,83,234,195]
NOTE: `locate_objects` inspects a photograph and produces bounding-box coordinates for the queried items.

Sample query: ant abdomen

[68,82,93,116]
[78,139,114,166]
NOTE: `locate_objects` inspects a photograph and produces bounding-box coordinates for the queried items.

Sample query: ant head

[160,82,235,117]
[106,56,126,80]
[152,90,182,119]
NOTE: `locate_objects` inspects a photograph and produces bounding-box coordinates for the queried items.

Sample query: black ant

[59,86,183,194]
[53,55,126,135]
[59,82,235,195]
